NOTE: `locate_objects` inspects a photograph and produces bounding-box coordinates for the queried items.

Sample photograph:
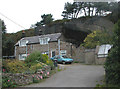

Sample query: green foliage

[29,62,47,73]
[2,59,27,73]
[2,28,35,56]
[104,20,120,86]
[62,2,117,19]
[73,61,80,63]
[25,51,43,67]
[106,2,120,23]
[81,30,112,49]
[25,51,54,69]
[2,77,17,88]
[40,14,54,25]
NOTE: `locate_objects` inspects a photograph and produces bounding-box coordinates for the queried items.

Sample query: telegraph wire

[0,12,26,29]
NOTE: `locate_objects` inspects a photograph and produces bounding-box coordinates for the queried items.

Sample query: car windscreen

[62,56,68,58]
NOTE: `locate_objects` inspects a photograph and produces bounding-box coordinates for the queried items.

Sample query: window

[39,37,50,45]
[19,40,28,47]
[19,54,27,60]
[60,50,66,56]
[98,44,112,58]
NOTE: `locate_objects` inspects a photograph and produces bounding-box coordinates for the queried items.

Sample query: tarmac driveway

[25,64,105,87]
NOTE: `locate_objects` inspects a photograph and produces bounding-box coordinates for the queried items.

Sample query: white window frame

[60,50,66,56]
[19,40,28,47]
[19,54,27,60]
[39,37,50,45]
[97,44,112,58]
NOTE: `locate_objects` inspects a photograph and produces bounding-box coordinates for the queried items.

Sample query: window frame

[19,54,27,60]
[60,50,67,56]
[19,40,28,47]
[39,37,50,45]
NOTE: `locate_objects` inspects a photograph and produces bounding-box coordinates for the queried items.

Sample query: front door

[51,51,55,57]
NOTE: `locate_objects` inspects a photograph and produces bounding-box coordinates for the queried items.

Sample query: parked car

[50,55,73,64]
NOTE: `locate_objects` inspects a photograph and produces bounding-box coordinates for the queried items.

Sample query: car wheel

[62,61,65,64]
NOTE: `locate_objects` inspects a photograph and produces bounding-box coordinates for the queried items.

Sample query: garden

[2,51,56,88]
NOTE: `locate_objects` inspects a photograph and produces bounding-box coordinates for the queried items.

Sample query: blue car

[51,55,73,64]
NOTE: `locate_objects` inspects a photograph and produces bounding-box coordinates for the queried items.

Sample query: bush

[2,59,27,73]
[25,51,43,67]
[104,20,120,86]
[81,30,112,49]
[2,76,17,88]
[29,62,48,73]
[25,51,54,69]
[43,54,54,69]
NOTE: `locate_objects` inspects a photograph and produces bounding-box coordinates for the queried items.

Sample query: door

[51,51,55,57]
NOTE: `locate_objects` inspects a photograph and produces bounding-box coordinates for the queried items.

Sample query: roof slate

[15,33,61,46]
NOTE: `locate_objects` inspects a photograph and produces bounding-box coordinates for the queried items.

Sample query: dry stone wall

[2,66,51,86]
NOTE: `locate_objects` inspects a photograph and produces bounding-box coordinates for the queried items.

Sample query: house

[14,33,75,60]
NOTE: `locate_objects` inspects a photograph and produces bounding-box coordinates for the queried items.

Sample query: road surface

[25,64,105,87]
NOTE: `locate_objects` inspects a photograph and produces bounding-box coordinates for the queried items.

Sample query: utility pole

[0,19,2,89]
[0,19,2,59]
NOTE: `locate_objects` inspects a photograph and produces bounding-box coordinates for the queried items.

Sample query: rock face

[35,16,114,47]
[64,16,114,34]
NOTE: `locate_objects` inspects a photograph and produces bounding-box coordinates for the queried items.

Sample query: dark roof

[15,33,61,46]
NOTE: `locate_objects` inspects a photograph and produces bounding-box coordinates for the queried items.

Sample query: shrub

[25,51,43,67]
[46,60,55,70]
[2,76,17,88]
[43,54,54,69]
[104,20,120,86]
[29,62,48,73]
[81,30,112,49]
[2,59,27,73]
[25,52,54,69]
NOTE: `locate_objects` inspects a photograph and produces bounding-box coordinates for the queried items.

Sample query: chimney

[22,30,25,38]
[39,29,42,35]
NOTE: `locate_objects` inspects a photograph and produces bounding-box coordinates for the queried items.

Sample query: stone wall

[72,46,106,65]
[72,46,85,62]
[84,49,96,64]
[95,57,106,65]
[2,66,51,86]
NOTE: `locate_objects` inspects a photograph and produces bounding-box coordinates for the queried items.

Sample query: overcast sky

[0,0,119,33]
[0,0,73,33]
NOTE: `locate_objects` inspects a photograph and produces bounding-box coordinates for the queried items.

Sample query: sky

[0,0,73,33]
[0,0,119,33]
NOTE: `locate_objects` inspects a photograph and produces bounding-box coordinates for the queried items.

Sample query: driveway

[25,64,105,87]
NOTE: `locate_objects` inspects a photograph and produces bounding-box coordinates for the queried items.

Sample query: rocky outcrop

[35,16,114,47]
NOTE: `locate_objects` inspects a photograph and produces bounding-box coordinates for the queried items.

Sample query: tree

[3,38,14,56]
[62,2,116,19]
[62,2,83,19]
[1,20,7,56]
[40,14,54,25]
[105,20,120,86]
[81,30,112,49]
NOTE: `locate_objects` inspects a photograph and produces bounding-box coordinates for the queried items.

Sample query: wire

[0,12,26,29]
